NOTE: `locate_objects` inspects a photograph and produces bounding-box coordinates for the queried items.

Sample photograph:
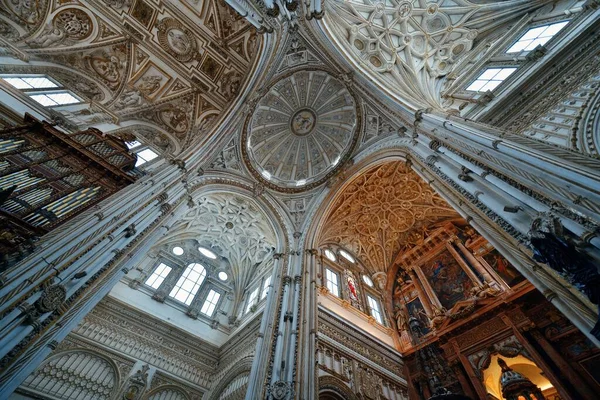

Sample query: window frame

[261,275,272,300]
[1,74,82,107]
[325,268,341,297]
[200,289,222,317]
[168,262,207,306]
[367,294,384,325]
[245,287,259,314]
[466,67,518,93]
[145,262,173,289]
[506,20,570,54]
[134,147,159,167]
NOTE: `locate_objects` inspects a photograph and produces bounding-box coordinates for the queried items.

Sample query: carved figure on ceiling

[83,45,127,90]
[115,87,144,108]
[137,75,163,97]
[26,25,65,47]
[25,8,92,48]
[2,0,46,29]
[157,18,197,62]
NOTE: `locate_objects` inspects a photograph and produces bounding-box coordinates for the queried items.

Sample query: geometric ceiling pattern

[245,70,358,190]
[0,0,261,150]
[167,193,277,309]
[319,161,460,274]
[325,0,547,109]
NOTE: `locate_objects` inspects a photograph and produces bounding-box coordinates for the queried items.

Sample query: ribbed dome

[244,70,358,191]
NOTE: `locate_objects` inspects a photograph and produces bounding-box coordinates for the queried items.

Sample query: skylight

[507,21,569,53]
[466,68,517,92]
[3,76,58,90]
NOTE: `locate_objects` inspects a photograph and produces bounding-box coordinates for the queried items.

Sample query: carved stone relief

[319,161,460,273]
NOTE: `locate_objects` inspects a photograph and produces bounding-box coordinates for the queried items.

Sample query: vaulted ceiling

[318,161,460,273]
[324,0,548,109]
[165,192,277,308]
[0,0,261,153]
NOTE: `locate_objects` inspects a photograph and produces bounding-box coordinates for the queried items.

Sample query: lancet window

[261,275,271,300]
[245,287,259,314]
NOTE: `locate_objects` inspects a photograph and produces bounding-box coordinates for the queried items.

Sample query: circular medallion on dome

[243,70,359,191]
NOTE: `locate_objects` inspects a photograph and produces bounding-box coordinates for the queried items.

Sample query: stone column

[245,253,284,400]
[408,269,435,317]
[453,239,499,288]
[410,119,600,346]
[0,162,184,397]
[445,240,482,287]
[299,248,320,400]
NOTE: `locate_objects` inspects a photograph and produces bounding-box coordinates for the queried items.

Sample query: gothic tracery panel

[319,161,459,273]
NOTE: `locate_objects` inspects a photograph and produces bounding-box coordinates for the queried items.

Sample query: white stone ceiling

[325,0,547,109]
[246,70,357,189]
[166,193,277,306]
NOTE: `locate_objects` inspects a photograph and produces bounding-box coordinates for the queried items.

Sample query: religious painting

[422,249,473,310]
[406,297,430,334]
[483,250,524,287]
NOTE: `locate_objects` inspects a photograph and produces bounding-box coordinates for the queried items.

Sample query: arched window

[169,263,206,305]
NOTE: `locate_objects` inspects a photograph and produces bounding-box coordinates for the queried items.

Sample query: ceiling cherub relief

[324,0,549,110]
[319,161,459,274]
[167,193,277,314]
[0,0,261,149]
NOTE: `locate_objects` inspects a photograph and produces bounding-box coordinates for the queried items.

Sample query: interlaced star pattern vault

[325,0,547,109]
[319,161,460,273]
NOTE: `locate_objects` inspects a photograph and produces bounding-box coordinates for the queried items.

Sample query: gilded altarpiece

[420,249,473,310]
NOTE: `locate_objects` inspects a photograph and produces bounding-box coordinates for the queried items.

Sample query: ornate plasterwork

[244,69,359,190]
[0,0,262,149]
[319,161,459,273]
[166,193,277,308]
[324,0,547,109]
